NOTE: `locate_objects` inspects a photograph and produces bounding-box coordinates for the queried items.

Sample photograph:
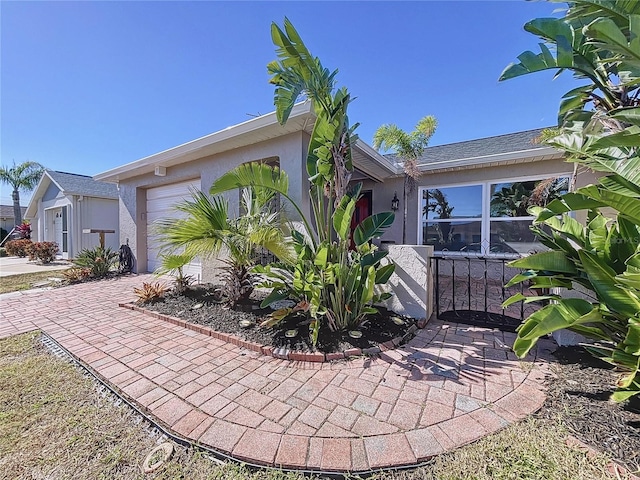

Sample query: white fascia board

[94,102,314,183]
[24,171,60,218]
[418,146,562,172]
[354,139,402,175]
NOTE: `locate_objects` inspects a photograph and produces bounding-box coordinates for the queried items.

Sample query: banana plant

[502,0,640,401]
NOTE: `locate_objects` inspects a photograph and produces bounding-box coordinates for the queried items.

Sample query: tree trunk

[402,177,408,244]
[12,189,22,226]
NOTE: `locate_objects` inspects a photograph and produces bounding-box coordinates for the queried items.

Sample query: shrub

[4,239,32,257]
[133,282,168,304]
[27,242,58,264]
[73,246,119,278]
[62,267,92,283]
[15,222,31,239]
[0,248,6,257]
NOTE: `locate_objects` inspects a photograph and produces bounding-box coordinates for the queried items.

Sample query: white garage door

[146,179,202,279]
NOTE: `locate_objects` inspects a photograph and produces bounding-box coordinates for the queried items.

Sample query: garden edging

[118,302,427,363]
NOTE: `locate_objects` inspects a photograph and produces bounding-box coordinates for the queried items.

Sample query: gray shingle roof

[0,205,27,218]
[385,128,550,165]
[48,170,118,199]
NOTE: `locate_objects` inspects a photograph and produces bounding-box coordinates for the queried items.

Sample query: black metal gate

[432,254,545,332]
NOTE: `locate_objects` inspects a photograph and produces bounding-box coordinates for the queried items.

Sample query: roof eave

[94,102,315,183]
[418,146,563,172]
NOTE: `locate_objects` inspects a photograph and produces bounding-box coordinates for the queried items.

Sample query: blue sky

[1,1,580,206]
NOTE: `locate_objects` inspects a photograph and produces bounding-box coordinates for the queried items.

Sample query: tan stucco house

[94,102,598,280]
[25,170,119,259]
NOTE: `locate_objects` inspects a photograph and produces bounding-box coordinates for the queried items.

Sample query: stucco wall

[118,131,309,279]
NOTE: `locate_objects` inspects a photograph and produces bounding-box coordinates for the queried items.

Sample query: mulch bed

[142,284,413,353]
[536,345,640,474]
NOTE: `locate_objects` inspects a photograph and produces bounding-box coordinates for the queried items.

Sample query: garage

[146,179,202,279]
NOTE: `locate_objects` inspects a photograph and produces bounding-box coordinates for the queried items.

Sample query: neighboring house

[0,205,27,236]
[25,170,119,259]
[94,102,598,279]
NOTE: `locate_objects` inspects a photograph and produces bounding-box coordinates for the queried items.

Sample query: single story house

[0,205,27,237]
[25,170,119,259]
[94,102,599,280]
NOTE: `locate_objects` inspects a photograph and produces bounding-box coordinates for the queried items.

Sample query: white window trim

[418,172,572,257]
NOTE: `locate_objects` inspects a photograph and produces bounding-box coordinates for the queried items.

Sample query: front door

[350,191,372,249]
[53,210,63,251]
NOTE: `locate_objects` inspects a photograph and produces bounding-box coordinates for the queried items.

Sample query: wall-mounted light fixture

[391,192,399,211]
[154,166,166,177]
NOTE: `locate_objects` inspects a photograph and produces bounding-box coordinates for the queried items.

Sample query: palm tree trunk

[12,189,22,226]
[402,177,408,244]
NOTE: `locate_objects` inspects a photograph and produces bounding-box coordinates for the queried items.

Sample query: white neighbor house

[25,170,119,259]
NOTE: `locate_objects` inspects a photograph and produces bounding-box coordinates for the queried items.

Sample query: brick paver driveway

[0,275,553,473]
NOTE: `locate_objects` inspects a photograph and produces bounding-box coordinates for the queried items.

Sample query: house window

[420,175,570,256]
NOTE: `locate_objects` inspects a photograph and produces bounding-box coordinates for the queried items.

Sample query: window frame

[418,172,572,257]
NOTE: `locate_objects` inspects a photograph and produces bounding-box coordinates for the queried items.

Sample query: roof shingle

[0,205,27,218]
[47,170,118,199]
[385,128,550,165]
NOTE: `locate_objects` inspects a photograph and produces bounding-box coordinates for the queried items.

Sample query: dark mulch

[142,284,413,353]
[536,345,640,474]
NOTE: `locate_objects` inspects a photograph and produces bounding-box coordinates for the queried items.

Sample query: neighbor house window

[420,175,570,256]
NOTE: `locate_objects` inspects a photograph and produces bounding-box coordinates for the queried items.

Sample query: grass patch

[0,271,66,294]
[0,333,626,479]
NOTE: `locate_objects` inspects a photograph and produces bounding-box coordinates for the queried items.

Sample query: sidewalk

[0,256,72,277]
[0,274,553,473]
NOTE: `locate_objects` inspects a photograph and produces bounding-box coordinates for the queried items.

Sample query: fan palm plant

[156,188,294,307]
[154,253,195,294]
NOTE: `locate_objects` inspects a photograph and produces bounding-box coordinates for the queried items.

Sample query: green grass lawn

[0,271,66,294]
[0,332,625,480]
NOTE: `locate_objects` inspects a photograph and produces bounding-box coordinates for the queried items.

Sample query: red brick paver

[0,275,554,473]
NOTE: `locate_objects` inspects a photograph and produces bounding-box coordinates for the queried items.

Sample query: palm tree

[0,161,44,226]
[373,116,437,243]
[156,187,294,307]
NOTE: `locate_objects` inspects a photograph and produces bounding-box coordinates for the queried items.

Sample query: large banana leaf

[353,212,395,247]
[513,298,597,357]
[508,250,578,274]
[579,249,640,318]
[585,15,640,69]
[333,186,359,242]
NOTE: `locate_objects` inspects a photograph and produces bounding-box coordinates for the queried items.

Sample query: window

[420,175,569,256]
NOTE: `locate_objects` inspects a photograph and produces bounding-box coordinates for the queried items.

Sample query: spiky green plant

[156,188,293,307]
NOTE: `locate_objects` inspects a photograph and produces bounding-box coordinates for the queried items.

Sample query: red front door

[350,191,372,249]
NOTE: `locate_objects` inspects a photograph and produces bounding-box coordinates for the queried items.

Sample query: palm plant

[154,253,195,294]
[0,161,44,226]
[156,188,294,307]
[373,116,438,244]
[501,0,640,401]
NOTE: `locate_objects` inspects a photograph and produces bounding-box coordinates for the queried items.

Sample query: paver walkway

[0,275,554,473]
